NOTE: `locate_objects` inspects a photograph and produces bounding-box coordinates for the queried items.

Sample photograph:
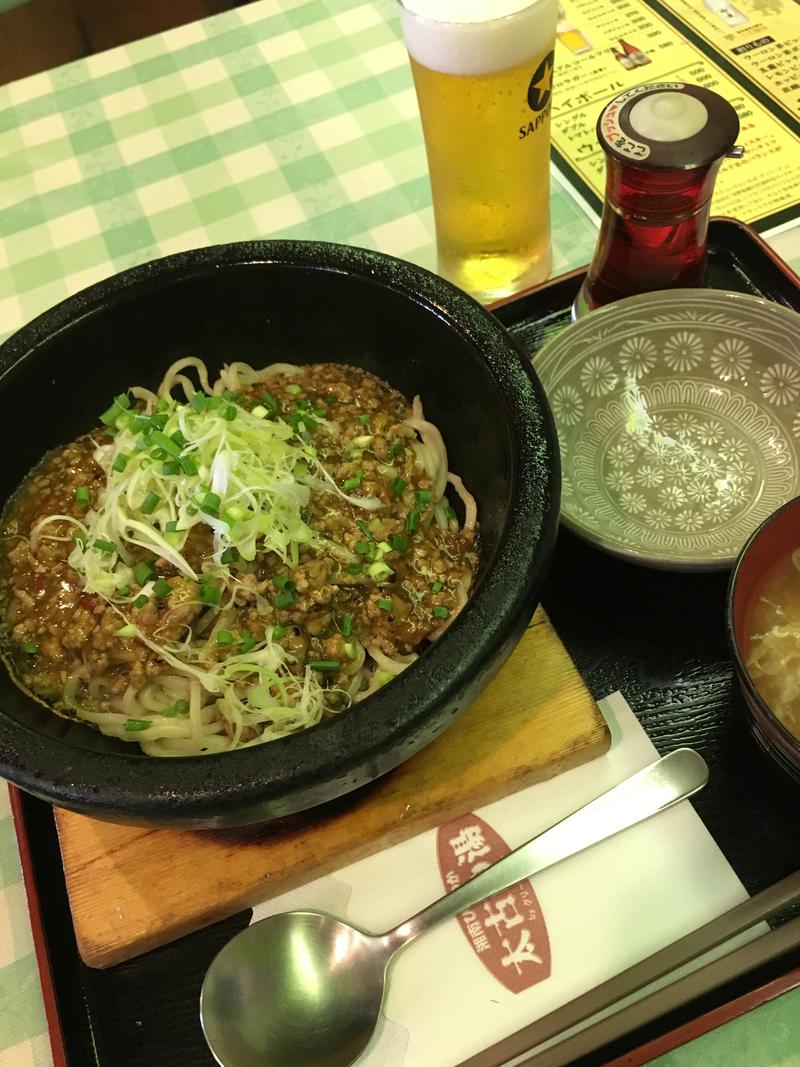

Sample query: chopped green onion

[406,509,420,534]
[134,561,154,585]
[116,585,130,596]
[271,625,287,640]
[341,612,353,637]
[115,393,132,410]
[357,414,370,425]
[368,561,393,581]
[164,521,179,533]
[162,698,190,717]
[162,460,181,476]
[112,453,129,473]
[20,642,38,654]
[239,629,257,653]
[115,623,137,638]
[260,391,279,412]
[141,491,160,515]
[217,630,234,645]
[74,486,91,506]
[152,577,171,599]
[417,489,432,505]
[343,469,364,492]
[151,430,181,458]
[134,594,149,609]
[273,574,295,590]
[432,580,443,593]
[377,597,393,612]
[433,606,449,619]
[201,491,221,515]
[344,642,356,659]
[356,519,373,540]
[199,581,220,606]
[355,541,372,556]
[220,547,240,565]
[73,532,87,547]
[124,719,152,732]
[388,441,405,460]
[308,659,341,671]
[274,590,295,610]
[286,384,302,395]
[151,412,168,430]
[222,405,237,422]
[99,400,126,426]
[389,534,407,552]
[390,477,406,497]
[93,538,116,555]
[346,563,362,575]
[191,393,208,413]
[180,455,198,476]
[251,405,268,419]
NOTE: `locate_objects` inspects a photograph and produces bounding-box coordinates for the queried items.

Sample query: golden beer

[399,0,558,302]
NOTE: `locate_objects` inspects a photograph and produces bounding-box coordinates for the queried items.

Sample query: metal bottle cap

[597,82,740,169]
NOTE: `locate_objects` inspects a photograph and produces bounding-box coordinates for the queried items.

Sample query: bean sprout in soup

[745,547,800,738]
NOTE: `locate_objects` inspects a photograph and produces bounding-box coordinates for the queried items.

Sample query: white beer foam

[399,0,557,76]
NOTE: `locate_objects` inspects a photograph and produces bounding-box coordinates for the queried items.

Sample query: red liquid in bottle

[581,156,723,310]
[575,83,741,317]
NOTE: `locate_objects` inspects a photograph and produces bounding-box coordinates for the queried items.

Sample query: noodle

[0,360,478,756]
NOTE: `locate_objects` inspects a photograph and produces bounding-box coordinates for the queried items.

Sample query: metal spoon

[200,748,708,1067]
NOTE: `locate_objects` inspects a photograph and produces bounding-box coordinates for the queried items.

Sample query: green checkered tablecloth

[0,0,603,348]
[0,1,799,1064]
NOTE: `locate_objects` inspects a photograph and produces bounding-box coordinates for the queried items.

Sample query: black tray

[13,217,800,1067]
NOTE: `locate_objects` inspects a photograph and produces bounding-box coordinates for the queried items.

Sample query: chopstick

[458,869,800,1067]
[519,914,800,1065]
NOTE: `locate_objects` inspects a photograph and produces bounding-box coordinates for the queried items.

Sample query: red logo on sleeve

[436,814,552,993]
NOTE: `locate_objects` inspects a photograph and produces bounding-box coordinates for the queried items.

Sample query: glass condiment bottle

[573,82,743,318]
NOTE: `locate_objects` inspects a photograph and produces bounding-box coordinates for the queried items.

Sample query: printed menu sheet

[661,0,800,121]
[551,0,800,227]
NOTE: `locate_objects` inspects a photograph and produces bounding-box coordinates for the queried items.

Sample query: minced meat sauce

[0,364,478,732]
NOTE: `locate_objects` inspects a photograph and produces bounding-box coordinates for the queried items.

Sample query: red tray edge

[8,785,70,1067]
[605,963,800,1067]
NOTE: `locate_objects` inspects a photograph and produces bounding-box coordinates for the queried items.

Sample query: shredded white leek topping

[30,371,388,755]
[17,360,475,757]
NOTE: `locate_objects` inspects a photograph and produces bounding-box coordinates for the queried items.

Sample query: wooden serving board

[54,606,609,968]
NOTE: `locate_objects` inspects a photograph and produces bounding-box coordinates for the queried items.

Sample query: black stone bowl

[0,241,559,828]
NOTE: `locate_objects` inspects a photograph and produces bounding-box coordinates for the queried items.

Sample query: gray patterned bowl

[535,289,800,570]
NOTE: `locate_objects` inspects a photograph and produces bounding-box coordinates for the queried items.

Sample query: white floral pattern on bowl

[536,290,800,570]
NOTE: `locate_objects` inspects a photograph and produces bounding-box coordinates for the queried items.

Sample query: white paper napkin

[251,692,750,1066]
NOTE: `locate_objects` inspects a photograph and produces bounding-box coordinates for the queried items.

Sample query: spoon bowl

[201,912,389,1067]
[201,748,709,1067]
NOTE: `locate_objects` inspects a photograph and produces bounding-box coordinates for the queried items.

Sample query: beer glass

[398,0,558,303]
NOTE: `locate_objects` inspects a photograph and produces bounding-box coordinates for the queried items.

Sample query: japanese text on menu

[551,0,800,225]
